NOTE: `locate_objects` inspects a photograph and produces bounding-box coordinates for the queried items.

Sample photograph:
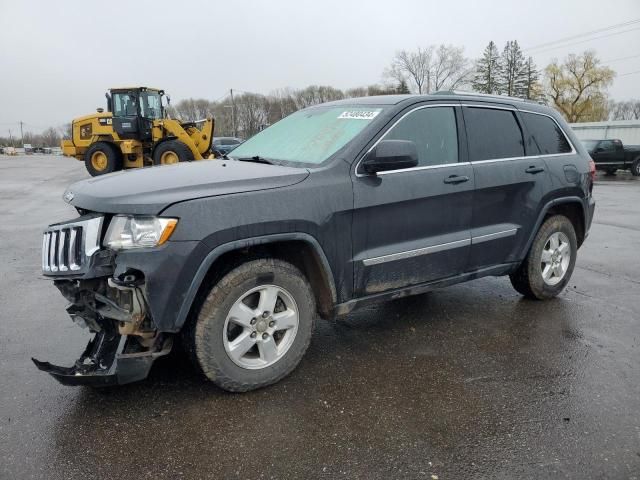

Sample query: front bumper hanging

[32,332,172,387]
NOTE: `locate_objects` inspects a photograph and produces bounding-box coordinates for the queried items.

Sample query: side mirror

[362,139,419,174]
[594,147,603,153]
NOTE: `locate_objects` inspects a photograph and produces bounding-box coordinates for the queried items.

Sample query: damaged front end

[33,215,172,386]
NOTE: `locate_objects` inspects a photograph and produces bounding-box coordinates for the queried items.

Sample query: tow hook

[32,332,172,387]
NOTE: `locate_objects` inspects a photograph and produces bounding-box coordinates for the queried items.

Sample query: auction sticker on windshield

[338,110,380,120]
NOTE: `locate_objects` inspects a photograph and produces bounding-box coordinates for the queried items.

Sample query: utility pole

[8,129,14,147]
[20,121,24,147]
[230,88,237,138]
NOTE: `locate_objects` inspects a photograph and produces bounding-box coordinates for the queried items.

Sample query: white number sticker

[338,110,380,120]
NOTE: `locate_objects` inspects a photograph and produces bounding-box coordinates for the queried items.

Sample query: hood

[65,160,309,215]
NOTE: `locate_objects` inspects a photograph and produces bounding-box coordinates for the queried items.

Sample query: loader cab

[109,87,165,141]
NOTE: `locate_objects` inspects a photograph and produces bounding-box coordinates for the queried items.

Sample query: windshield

[582,140,599,151]
[228,106,385,165]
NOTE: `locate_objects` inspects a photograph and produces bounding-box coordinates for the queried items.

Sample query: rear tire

[509,215,577,300]
[153,140,194,165]
[84,142,122,176]
[631,158,640,176]
[187,259,316,392]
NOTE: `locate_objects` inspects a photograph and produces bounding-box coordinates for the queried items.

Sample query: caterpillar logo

[98,118,113,126]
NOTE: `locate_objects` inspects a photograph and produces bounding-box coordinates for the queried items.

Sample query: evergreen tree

[396,79,410,94]
[499,40,527,97]
[472,41,502,94]
[522,56,542,100]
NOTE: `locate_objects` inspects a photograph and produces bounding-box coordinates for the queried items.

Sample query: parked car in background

[582,139,640,176]
[36,93,595,392]
[212,137,243,157]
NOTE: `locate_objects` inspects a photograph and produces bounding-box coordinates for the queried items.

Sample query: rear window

[464,107,524,161]
[522,112,572,155]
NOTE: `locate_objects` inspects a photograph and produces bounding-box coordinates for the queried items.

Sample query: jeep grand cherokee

[34,92,596,392]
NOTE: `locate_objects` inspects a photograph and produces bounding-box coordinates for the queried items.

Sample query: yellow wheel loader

[61,87,215,176]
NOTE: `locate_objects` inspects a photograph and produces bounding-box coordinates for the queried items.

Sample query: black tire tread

[188,259,315,392]
[509,215,577,300]
[153,140,195,165]
[84,142,122,176]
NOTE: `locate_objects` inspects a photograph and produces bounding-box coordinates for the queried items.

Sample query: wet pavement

[1,155,639,479]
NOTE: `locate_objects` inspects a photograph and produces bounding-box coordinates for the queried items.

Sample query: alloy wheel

[223,285,299,369]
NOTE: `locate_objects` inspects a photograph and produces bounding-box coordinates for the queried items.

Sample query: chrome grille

[42,217,103,274]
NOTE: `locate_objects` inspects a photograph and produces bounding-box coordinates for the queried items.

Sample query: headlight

[104,215,178,250]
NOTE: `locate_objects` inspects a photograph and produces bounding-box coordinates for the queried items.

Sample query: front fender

[171,232,337,331]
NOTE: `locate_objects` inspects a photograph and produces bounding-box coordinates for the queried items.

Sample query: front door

[352,103,474,296]
[592,140,617,169]
[111,91,141,140]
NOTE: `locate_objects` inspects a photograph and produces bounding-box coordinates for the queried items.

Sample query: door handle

[443,175,469,184]
[525,166,545,174]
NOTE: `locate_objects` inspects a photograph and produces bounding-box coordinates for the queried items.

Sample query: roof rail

[432,90,541,104]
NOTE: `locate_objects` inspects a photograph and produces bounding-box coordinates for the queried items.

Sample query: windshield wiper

[236,155,275,165]
[237,156,273,164]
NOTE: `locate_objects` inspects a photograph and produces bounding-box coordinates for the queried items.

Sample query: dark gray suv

[35,93,596,392]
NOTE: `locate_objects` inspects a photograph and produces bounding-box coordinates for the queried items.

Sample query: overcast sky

[1,0,639,133]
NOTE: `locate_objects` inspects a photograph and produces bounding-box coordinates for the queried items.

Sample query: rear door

[462,104,550,270]
[351,103,474,296]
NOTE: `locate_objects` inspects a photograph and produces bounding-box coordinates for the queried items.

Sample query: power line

[619,69,640,77]
[525,27,640,54]
[602,53,640,64]
[525,18,640,51]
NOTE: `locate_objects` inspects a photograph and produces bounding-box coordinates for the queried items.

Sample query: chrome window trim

[376,161,471,176]
[362,238,470,266]
[355,102,577,177]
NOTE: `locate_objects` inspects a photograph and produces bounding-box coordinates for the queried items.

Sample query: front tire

[510,215,577,300]
[153,140,195,165]
[631,158,640,176]
[189,259,316,392]
[84,142,122,176]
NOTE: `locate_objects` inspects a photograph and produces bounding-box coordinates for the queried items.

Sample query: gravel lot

[1,155,639,479]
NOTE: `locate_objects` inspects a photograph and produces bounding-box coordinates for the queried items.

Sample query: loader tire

[84,142,122,176]
[153,140,195,165]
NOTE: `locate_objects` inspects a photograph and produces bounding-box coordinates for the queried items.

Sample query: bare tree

[431,45,470,91]
[608,100,640,120]
[386,45,470,94]
[235,93,270,137]
[385,47,434,94]
[40,127,60,147]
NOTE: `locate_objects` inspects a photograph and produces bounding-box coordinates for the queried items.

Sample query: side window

[522,112,572,155]
[600,140,615,152]
[113,93,138,117]
[464,107,524,161]
[384,106,459,167]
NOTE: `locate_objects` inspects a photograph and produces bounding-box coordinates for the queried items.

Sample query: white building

[569,120,640,145]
